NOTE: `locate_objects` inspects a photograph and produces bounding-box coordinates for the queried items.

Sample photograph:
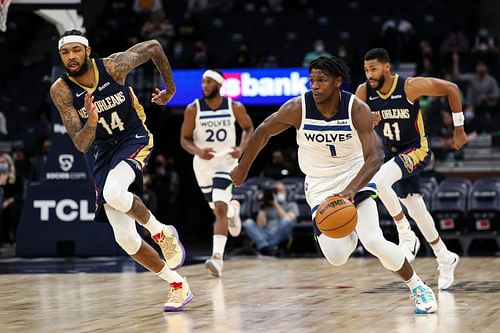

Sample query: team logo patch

[399,154,415,173]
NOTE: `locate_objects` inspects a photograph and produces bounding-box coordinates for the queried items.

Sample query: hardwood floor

[0,257,499,333]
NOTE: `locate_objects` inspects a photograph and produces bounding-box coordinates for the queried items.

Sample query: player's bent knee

[114,232,142,255]
[103,179,134,213]
[318,233,356,267]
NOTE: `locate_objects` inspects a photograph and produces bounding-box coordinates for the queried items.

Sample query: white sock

[227,203,235,219]
[156,262,183,283]
[144,211,164,236]
[395,216,411,234]
[405,271,424,290]
[213,235,227,258]
[430,238,449,260]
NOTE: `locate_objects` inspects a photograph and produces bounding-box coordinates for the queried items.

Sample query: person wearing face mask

[242,181,299,256]
[302,39,332,68]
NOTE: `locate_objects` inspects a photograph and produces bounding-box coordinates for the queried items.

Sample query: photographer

[243,181,299,256]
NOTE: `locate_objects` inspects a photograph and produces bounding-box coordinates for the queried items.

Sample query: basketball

[316,195,358,238]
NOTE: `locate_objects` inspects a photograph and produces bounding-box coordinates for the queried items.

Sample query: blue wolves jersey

[365,74,429,157]
[62,58,149,145]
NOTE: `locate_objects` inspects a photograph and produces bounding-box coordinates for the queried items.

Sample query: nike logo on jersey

[98,82,110,91]
[76,91,86,97]
[135,134,147,139]
[369,96,379,101]
[391,94,402,99]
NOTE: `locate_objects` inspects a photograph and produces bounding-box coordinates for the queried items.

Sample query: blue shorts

[92,131,153,222]
[387,148,431,199]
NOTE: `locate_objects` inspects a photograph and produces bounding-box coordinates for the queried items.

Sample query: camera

[260,186,276,207]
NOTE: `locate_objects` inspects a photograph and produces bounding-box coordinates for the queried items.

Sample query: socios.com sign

[169,68,310,107]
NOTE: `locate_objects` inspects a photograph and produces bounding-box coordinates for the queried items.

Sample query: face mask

[315,45,325,53]
[277,193,286,203]
[0,163,8,173]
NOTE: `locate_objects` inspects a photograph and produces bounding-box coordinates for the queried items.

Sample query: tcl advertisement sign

[169,68,310,106]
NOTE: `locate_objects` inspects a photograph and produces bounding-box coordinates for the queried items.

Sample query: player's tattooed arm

[105,40,176,102]
[50,80,97,153]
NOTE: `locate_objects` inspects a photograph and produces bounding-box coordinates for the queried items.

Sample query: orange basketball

[316,195,358,238]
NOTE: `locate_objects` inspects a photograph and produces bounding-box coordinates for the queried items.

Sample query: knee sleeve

[355,198,405,271]
[103,161,136,212]
[212,188,232,205]
[104,204,142,255]
[372,159,404,216]
[317,232,358,267]
[400,194,439,242]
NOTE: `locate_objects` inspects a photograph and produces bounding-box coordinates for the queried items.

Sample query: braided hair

[309,56,351,83]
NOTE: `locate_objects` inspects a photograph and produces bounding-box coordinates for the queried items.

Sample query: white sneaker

[228,200,242,237]
[205,254,223,277]
[152,225,186,270]
[437,252,459,290]
[399,230,420,263]
[163,278,193,312]
[411,284,438,314]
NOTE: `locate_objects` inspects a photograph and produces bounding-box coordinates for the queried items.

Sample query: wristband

[452,111,465,127]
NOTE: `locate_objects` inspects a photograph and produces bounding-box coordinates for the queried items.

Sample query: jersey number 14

[98,111,125,135]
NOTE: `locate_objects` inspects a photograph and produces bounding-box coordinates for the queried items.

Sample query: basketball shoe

[437,252,459,290]
[152,225,186,270]
[399,230,420,263]
[205,253,223,277]
[163,278,193,312]
[228,200,242,237]
[411,284,438,314]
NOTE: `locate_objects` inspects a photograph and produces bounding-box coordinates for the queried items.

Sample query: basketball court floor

[0,256,499,332]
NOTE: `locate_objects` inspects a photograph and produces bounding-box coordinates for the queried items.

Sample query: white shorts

[193,155,237,205]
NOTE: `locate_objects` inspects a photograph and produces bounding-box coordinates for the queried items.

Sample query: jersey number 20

[206,129,227,142]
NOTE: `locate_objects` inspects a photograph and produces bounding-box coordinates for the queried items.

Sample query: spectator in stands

[302,39,332,68]
[471,28,499,67]
[453,56,500,133]
[243,181,299,256]
[439,28,470,72]
[140,10,175,49]
[416,40,440,77]
[0,111,7,139]
[170,40,189,68]
[260,149,294,179]
[231,41,253,67]
[30,138,51,182]
[133,0,162,14]
[0,153,21,246]
[177,11,201,41]
[190,40,215,68]
[380,16,417,62]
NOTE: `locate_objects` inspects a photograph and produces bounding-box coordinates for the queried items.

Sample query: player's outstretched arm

[339,97,383,200]
[406,76,467,149]
[105,40,176,104]
[50,80,97,153]
[230,97,301,186]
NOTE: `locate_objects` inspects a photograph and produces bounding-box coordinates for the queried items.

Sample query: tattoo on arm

[50,81,96,152]
[108,40,176,99]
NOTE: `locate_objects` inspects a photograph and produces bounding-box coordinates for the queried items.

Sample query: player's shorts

[386,146,431,198]
[193,154,237,205]
[93,131,152,222]
[304,162,377,236]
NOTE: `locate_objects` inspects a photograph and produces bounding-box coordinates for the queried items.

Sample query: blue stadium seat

[431,178,471,233]
[281,177,305,200]
[242,176,274,190]
[467,178,500,232]
[232,185,257,220]
[419,176,439,210]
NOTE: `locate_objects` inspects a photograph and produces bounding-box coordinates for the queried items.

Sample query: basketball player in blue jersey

[355,48,467,290]
[231,56,437,314]
[181,69,254,277]
[49,30,192,311]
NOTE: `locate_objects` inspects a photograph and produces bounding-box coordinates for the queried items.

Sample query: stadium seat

[467,177,500,232]
[232,185,257,220]
[431,177,471,233]
[419,176,439,210]
[242,176,274,190]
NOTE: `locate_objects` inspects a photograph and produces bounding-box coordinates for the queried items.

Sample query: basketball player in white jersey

[181,69,254,277]
[231,56,437,314]
[356,48,467,289]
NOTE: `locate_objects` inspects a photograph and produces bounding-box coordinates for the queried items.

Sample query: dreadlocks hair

[364,48,390,64]
[309,56,351,83]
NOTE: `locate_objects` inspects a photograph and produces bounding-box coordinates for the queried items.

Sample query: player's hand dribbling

[332,189,356,203]
[229,146,242,159]
[452,127,468,150]
[84,92,98,127]
[230,165,248,187]
[151,88,172,105]
[197,147,215,160]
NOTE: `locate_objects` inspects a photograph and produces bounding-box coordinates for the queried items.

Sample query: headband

[58,35,89,50]
[202,70,224,84]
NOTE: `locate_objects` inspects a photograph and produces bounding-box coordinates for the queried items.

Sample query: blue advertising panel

[168,68,311,107]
